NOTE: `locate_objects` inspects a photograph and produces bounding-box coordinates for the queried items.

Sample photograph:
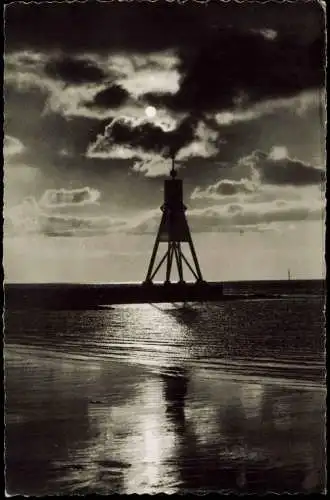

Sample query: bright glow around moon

[145,106,157,118]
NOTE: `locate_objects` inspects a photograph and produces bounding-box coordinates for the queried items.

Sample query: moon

[269,145,288,160]
[145,106,157,118]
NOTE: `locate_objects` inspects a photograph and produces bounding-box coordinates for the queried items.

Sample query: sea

[4,284,327,495]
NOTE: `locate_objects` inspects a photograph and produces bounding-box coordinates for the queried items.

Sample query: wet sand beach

[4,299,326,495]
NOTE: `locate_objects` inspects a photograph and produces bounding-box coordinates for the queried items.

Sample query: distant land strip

[4,280,325,310]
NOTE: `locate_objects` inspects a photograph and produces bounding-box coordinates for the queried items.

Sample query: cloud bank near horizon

[5,148,324,239]
[4,187,126,237]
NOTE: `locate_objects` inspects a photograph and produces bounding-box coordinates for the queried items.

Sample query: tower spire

[144,156,204,284]
[170,152,177,179]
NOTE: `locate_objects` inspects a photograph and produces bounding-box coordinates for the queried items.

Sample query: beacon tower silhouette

[144,156,204,284]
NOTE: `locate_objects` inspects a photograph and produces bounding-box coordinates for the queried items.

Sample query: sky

[3,0,326,283]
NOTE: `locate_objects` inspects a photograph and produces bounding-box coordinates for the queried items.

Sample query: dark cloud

[266,149,321,187]
[44,56,106,84]
[86,85,129,109]
[3,2,213,53]
[191,149,325,203]
[143,91,175,109]
[252,150,325,187]
[137,26,324,117]
[167,117,199,157]
[171,29,324,114]
[192,179,256,199]
[5,3,325,133]
[5,1,324,54]
[16,110,110,161]
[89,115,197,159]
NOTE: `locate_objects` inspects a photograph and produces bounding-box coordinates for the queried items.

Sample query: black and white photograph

[3,0,326,495]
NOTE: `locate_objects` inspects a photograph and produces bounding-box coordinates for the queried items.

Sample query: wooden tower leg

[187,235,203,282]
[145,240,160,283]
[175,242,185,283]
[149,249,170,282]
[165,242,174,283]
[144,213,165,283]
